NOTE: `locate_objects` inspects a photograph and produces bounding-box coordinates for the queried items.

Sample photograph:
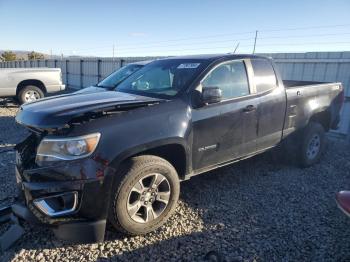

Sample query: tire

[298,122,325,167]
[18,85,44,104]
[108,155,180,235]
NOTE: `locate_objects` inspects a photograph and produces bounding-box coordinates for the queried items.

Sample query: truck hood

[16,91,164,130]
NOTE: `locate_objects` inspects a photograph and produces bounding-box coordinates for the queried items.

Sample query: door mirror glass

[202,87,222,104]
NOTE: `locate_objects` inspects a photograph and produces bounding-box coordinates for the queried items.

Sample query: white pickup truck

[0,68,65,104]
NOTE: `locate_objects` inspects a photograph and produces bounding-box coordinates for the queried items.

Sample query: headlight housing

[36,133,101,165]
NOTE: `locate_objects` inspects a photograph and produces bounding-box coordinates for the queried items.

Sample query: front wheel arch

[110,140,189,181]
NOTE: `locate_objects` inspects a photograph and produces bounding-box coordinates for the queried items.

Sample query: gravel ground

[0,99,350,262]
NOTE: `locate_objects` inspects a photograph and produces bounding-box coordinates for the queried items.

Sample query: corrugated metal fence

[0,57,162,89]
[263,52,350,136]
[0,52,349,136]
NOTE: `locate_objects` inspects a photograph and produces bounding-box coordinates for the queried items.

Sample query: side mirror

[202,87,222,104]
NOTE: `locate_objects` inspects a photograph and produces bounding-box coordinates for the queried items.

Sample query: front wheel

[108,155,180,235]
[298,122,325,167]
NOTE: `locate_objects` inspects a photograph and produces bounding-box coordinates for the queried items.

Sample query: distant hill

[0,50,57,60]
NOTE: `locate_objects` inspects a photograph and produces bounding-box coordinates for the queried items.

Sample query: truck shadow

[0,98,18,108]
[0,121,349,261]
[0,151,285,261]
[103,144,350,261]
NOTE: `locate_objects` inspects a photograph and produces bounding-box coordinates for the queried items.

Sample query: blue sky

[0,0,349,57]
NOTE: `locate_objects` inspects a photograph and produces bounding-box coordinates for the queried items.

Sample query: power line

[255,41,350,47]
[60,44,113,53]
[69,32,350,54]
[259,32,350,40]
[116,23,350,48]
[103,45,252,55]
[117,30,256,47]
[60,32,255,54]
[110,41,350,54]
[261,23,350,32]
[57,23,350,56]
[114,41,350,56]
[114,37,255,51]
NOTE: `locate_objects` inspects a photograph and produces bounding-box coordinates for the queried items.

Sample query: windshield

[117,59,208,98]
[97,64,144,88]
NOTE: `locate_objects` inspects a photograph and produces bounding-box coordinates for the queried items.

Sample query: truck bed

[282,80,343,137]
[283,80,334,89]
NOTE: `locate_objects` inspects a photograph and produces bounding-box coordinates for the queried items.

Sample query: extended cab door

[250,59,287,151]
[191,59,259,171]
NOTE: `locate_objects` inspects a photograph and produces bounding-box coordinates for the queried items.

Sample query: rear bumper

[331,114,340,130]
[46,84,66,93]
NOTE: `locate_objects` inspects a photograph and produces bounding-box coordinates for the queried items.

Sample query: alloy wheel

[126,173,171,223]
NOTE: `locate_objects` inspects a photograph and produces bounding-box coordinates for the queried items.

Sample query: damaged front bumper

[16,165,111,242]
[0,202,39,251]
[2,138,116,248]
[0,201,107,251]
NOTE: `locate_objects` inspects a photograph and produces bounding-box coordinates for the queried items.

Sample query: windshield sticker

[177,63,200,69]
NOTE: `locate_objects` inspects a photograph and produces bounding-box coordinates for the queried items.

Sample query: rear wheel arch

[309,110,331,131]
[16,79,47,96]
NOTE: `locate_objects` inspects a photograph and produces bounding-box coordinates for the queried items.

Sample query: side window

[202,60,249,100]
[251,59,277,93]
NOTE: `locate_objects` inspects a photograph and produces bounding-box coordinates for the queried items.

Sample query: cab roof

[161,53,268,62]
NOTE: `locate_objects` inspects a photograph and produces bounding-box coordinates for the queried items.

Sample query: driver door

[192,59,259,171]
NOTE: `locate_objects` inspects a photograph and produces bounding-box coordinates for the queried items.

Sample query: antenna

[253,30,258,54]
[233,42,240,53]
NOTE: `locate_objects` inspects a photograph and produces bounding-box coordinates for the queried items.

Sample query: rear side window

[251,59,277,93]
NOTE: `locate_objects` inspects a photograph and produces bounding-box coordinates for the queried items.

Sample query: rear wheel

[108,155,180,235]
[298,122,325,167]
[18,85,44,104]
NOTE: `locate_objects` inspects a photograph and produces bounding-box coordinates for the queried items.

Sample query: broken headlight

[35,133,101,165]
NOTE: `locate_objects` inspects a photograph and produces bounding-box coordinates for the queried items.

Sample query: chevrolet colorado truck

[12,54,344,243]
[0,68,65,104]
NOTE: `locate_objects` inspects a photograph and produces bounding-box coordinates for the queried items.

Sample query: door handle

[243,105,256,113]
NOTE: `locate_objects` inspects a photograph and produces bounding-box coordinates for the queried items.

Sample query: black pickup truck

[12,54,344,243]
